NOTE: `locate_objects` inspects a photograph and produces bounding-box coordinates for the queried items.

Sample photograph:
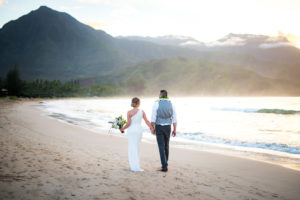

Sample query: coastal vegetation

[0,67,119,98]
[2,57,300,98]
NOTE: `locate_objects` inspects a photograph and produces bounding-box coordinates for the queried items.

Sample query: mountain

[198,34,300,83]
[94,57,300,96]
[0,6,123,80]
[203,34,300,64]
[121,33,300,63]
[0,6,200,80]
[121,34,300,83]
[117,35,204,47]
[115,37,200,64]
[0,5,299,96]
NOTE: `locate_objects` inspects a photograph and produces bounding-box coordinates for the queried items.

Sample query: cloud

[206,36,246,47]
[180,41,202,46]
[265,36,285,42]
[267,31,300,49]
[259,42,293,48]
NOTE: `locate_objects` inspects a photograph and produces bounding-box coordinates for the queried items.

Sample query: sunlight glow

[286,34,300,48]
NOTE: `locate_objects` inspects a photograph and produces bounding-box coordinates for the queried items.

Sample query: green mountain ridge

[121,34,300,83]
[0,6,299,96]
[0,6,122,80]
[94,57,300,96]
[0,6,200,81]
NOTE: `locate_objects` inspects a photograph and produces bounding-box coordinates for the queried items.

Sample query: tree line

[0,66,145,98]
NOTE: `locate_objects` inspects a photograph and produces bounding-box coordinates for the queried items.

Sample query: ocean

[35,97,300,170]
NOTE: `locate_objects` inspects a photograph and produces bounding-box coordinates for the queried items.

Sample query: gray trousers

[155,125,171,168]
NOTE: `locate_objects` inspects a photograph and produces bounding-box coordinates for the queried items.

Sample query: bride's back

[130,109,143,125]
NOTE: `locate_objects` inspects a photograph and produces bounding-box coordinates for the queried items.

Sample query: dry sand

[0,98,300,200]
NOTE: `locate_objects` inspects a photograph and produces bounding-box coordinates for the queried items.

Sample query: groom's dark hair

[160,90,168,98]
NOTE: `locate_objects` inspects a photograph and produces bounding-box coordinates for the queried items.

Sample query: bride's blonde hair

[131,97,140,108]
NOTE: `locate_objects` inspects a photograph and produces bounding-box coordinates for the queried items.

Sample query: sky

[0,0,300,43]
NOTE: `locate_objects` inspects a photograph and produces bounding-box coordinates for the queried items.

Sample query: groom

[151,90,177,172]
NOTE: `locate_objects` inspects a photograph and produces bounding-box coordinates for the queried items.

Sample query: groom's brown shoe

[161,167,168,172]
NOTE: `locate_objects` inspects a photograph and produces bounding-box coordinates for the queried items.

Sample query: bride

[120,97,154,172]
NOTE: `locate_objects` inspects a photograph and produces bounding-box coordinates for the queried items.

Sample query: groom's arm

[172,103,177,137]
[172,123,177,137]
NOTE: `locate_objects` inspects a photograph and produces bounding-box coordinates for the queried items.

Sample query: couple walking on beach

[120,90,177,172]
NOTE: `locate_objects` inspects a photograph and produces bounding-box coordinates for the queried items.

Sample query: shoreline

[35,97,300,171]
[1,99,300,199]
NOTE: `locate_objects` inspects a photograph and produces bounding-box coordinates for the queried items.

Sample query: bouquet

[108,115,127,133]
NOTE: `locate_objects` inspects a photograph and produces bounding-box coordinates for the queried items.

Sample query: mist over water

[36,97,300,170]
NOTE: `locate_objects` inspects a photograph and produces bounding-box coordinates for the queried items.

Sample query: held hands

[150,126,155,135]
[149,122,155,135]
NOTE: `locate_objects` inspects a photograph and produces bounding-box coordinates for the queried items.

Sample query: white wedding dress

[127,109,144,172]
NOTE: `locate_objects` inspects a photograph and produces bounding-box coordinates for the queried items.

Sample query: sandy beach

[1,98,300,200]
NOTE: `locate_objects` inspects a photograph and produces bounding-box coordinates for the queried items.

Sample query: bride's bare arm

[120,112,131,132]
[143,111,154,133]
